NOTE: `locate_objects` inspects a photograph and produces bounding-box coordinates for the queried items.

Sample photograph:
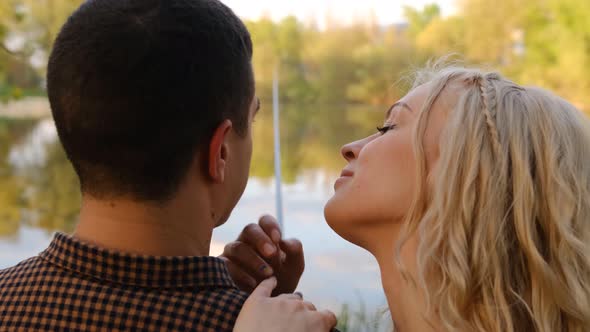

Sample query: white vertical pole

[272,67,284,231]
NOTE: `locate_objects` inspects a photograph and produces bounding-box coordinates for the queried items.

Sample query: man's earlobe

[208,120,233,183]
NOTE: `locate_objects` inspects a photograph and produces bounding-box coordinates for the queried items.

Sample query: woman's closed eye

[376,124,397,135]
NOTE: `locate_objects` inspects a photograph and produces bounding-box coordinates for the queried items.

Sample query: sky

[222,0,457,26]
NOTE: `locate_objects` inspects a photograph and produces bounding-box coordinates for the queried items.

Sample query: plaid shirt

[0,233,247,331]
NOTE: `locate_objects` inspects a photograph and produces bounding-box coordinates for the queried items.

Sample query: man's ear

[208,120,233,183]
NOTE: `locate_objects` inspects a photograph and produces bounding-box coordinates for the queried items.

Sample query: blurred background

[0,0,589,331]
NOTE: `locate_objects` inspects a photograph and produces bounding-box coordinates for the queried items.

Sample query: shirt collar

[39,232,237,290]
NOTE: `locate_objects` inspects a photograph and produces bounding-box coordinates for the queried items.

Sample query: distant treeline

[1,0,589,112]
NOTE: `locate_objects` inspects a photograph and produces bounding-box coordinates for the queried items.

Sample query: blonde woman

[229,64,590,332]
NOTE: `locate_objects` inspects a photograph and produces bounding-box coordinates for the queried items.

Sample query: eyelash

[376,124,397,134]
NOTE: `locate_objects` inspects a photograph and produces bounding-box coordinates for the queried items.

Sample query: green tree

[460,0,527,64]
[247,17,315,104]
[415,16,466,57]
[516,0,590,109]
[403,4,441,38]
[348,27,421,106]
[0,0,82,99]
[304,24,372,105]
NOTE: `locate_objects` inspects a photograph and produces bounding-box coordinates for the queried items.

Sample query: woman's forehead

[386,83,433,119]
[386,101,413,118]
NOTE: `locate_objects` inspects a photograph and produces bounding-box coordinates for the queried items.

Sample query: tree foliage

[1,0,589,111]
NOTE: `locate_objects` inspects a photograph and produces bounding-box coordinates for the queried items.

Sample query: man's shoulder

[0,255,66,299]
[0,255,48,280]
[0,254,249,331]
[197,285,249,307]
[180,286,249,324]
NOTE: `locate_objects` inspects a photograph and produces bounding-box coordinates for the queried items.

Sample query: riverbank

[0,97,51,119]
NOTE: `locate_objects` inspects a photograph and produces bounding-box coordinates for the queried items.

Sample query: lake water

[0,103,390,329]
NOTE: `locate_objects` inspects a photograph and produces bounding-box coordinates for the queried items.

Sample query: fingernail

[280,251,287,262]
[259,264,274,276]
[271,230,281,243]
[263,243,276,256]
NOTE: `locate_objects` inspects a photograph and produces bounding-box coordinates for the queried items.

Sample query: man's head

[47,0,257,212]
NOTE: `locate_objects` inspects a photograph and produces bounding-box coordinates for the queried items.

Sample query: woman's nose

[341,140,363,162]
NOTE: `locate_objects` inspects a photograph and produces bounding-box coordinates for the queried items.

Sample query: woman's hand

[234,277,337,332]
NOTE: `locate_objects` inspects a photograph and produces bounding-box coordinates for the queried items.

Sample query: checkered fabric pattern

[0,232,248,331]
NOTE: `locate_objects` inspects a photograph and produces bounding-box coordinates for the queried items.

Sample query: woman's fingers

[234,277,337,332]
[302,301,317,311]
[319,310,338,330]
[278,294,300,301]
[251,277,277,297]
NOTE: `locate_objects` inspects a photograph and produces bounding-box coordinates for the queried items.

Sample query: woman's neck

[371,237,440,332]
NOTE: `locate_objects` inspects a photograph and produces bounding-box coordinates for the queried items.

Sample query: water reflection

[0,118,80,237]
[0,103,384,236]
[0,103,388,322]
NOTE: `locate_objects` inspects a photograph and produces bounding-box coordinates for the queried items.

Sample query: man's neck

[74,192,216,257]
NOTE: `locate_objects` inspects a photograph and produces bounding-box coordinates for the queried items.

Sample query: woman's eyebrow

[386,101,413,118]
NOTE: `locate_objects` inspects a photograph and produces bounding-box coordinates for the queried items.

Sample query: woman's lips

[334,169,354,190]
[340,169,354,177]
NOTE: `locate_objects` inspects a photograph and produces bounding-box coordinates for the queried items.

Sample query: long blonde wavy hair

[397,64,590,331]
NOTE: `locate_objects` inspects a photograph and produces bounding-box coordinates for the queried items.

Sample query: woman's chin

[325,198,403,254]
[323,195,342,229]
[324,201,366,248]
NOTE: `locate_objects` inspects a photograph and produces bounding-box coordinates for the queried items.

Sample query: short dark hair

[47,0,254,201]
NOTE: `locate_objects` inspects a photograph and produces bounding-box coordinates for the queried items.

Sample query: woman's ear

[208,120,233,183]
